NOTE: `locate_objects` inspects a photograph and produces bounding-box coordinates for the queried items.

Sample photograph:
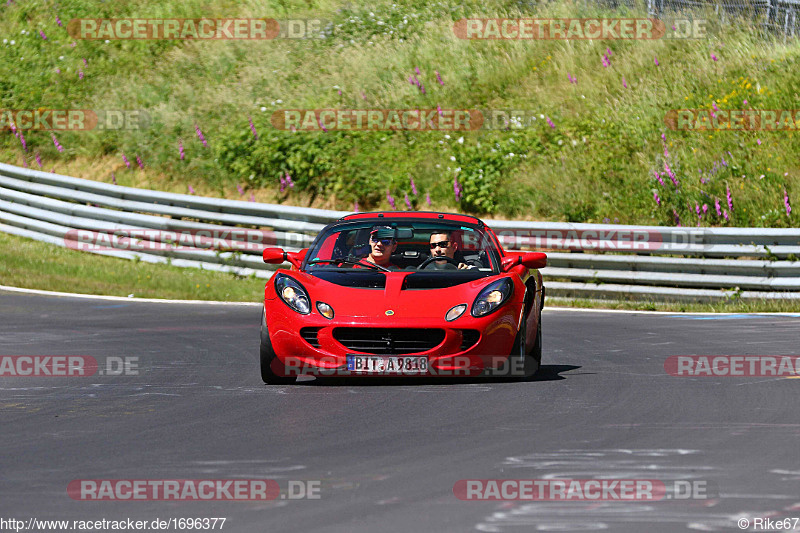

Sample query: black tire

[260,309,297,385]
[531,310,542,366]
[511,309,541,379]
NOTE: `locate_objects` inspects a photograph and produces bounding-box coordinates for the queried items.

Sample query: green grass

[2,0,798,225]
[0,232,264,301]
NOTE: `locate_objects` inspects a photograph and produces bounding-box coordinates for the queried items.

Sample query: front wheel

[530,310,542,368]
[260,310,297,385]
[511,309,541,378]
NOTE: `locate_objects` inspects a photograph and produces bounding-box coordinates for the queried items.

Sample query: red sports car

[260,212,546,384]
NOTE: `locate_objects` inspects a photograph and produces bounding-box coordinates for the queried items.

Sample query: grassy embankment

[1,0,798,308]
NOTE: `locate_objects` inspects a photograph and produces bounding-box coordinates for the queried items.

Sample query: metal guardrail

[617,0,800,37]
[1,162,799,301]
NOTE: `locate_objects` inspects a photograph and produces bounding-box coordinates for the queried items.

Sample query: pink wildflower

[785,188,792,216]
[726,184,734,211]
[249,116,258,139]
[51,133,63,152]
[195,125,207,147]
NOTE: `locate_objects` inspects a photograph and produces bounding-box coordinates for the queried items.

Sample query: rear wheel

[260,310,297,385]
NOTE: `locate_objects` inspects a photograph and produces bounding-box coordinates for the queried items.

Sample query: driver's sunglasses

[371,238,395,246]
[430,240,450,249]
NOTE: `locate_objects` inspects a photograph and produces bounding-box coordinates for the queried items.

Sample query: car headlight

[275,274,311,315]
[471,278,513,317]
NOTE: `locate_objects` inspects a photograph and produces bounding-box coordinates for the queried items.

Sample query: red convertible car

[260,212,546,384]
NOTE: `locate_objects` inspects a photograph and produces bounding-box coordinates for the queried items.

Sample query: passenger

[362,226,399,269]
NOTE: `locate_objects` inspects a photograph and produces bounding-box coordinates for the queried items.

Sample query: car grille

[333,328,445,355]
[300,327,322,348]
[460,329,480,351]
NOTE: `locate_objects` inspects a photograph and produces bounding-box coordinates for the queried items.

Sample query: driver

[427,231,474,270]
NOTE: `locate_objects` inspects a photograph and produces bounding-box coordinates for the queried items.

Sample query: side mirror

[263,248,308,269]
[502,252,547,272]
[520,251,547,269]
[263,248,287,264]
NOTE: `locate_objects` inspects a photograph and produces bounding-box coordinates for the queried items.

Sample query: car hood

[287,270,508,319]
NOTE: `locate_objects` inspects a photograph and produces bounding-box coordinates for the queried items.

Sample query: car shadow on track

[291,364,582,387]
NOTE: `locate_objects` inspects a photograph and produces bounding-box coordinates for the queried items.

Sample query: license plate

[346,355,428,374]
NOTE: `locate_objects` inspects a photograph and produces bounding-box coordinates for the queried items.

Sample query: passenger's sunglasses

[371,238,395,246]
[429,240,450,249]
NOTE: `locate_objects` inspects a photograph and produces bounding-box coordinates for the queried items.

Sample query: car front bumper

[264,301,525,377]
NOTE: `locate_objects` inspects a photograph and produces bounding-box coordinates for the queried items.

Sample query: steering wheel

[418,255,461,270]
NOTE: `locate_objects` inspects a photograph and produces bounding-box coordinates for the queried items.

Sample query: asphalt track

[1,290,799,532]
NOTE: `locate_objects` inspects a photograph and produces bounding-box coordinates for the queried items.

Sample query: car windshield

[302,220,501,275]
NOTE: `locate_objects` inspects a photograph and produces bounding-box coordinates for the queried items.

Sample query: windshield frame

[301,218,503,274]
